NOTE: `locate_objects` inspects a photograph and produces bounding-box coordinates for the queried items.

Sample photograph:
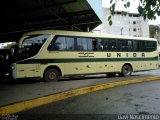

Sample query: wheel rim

[48,72,56,80]
[124,66,131,75]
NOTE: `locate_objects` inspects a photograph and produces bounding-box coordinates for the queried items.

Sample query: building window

[133,21,136,24]
[133,28,136,32]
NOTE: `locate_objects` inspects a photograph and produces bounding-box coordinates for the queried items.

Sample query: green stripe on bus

[17,56,158,64]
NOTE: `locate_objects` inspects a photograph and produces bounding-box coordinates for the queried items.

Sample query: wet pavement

[51,80,159,114]
[0,69,160,120]
[17,77,160,120]
[0,69,159,106]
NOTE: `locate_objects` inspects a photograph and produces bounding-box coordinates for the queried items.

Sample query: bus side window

[65,37,75,50]
[146,41,157,52]
[117,40,122,51]
[93,38,97,51]
[133,41,137,51]
[137,41,145,52]
[48,36,75,51]
[77,37,93,51]
[87,38,93,51]
[103,39,109,51]
[122,40,128,51]
[97,39,103,51]
[109,40,116,51]
[128,40,133,51]
[52,36,66,50]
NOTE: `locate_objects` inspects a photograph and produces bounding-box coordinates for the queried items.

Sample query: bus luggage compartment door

[16,64,40,79]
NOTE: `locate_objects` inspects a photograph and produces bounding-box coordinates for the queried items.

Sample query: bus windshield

[19,34,49,59]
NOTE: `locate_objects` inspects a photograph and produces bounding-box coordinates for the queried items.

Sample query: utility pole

[121,27,123,35]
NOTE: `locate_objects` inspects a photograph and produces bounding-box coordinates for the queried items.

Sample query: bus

[4,30,159,81]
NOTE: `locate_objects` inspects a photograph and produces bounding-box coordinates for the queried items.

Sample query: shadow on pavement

[0,74,140,85]
[0,77,42,85]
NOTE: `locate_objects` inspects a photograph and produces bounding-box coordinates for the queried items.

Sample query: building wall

[93,8,149,38]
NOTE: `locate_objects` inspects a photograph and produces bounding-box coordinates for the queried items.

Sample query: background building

[149,24,160,53]
[93,8,149,38]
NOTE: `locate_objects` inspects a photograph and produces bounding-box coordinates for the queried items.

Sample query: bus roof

[23,30,157,41]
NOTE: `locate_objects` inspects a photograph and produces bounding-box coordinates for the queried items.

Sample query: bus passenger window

[128,40,133,51]
[53,37,66,50]
[87,39,93,51]
[66,37,75,50]
[92,39,97,51]
[48,36,75,51]
[117,40,122,51]
[97,39,103,51]
[77,38,87,51]
[103,39,109,51]
[122,40,128,51]
[133,41,137,51]
[137,41,145,51]
[146,41,157,52]
[77,38,93,51]
[110,40,116,51]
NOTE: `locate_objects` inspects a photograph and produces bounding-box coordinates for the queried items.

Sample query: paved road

[17,79,160,120]
[1,69,159,106]
[0,69,160,106]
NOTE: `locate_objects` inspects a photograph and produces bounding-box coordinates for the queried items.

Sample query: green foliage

[109,0,160,24]
[109,20,113,26]
[121,11,127,16]
[127,1,130,8]
[108,16,112,25]
[149,25,160,38]
[77,0,83,4]
[149,25,159,32]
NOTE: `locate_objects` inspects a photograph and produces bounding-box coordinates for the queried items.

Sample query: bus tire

[44,68,60,82]
[120,65,132,77]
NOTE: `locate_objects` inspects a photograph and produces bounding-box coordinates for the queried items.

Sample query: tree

[149,25,160,38]
[108,0,160,25]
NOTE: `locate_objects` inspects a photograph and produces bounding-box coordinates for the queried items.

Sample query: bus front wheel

[44,68,60,82]
[120,65,132,77]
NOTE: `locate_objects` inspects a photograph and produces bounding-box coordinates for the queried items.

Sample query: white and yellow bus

[10,30,159,81]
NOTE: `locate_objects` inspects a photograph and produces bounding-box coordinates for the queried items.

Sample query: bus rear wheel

[120,65,132,77]
[44,68,60,82]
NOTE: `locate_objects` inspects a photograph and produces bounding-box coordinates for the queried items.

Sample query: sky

[102,0,160,25]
